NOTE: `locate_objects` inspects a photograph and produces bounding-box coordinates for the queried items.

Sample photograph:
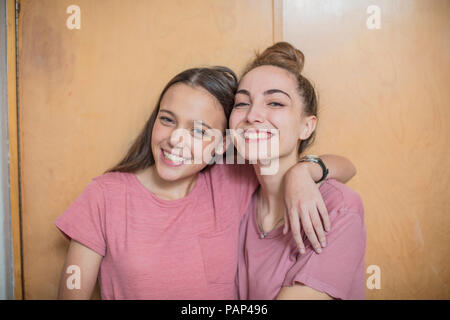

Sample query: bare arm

[283,154,356,254]
[57,239,103,299]
[276,283,334,300]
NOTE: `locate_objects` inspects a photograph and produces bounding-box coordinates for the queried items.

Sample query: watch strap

[299,155,329,183]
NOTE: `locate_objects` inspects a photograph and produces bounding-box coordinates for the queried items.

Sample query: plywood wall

[281,0,450,299]
[16,0,449,299]
[17,0,273,299]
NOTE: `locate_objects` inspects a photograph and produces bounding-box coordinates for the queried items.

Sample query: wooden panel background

[17,0,273,299]
[281,0,450,299]
[15,0,449,299]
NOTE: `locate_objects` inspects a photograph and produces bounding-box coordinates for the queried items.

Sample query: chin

[154,163,185,181]
[155,161,207,183]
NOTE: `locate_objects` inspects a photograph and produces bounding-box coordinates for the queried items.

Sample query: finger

[288,207,306,254]
[283,202,291,235]
[300,206,322,254]
[317,199,331,232]
[283,209,290,235]
[309,206,326,248]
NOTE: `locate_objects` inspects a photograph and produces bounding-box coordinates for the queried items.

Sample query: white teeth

[163,151,185,164]
[244,130,271,140]
[244,131,258,139]
[259,132,268,139]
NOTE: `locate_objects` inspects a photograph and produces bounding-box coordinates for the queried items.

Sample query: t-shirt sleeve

[282,210,366,300]
[54,179,107,256]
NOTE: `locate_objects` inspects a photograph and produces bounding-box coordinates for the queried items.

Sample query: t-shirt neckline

[129,171,203,207]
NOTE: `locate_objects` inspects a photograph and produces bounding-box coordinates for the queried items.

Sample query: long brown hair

[242,42,318,155]
[104,66,238,174]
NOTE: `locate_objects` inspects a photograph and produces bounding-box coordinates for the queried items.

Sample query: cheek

[273,110,301,129]
[271,111,300,143]
[229,109,245,129]
[151,122,170,147]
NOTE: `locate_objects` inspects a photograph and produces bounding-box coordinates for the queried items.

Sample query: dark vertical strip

[14,0,24,300]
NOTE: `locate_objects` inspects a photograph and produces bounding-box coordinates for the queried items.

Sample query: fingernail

[316,247,322,253]
[300,248,305,254]
[321,241,326,247]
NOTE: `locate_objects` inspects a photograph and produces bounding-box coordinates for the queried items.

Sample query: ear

[299,115,317,140]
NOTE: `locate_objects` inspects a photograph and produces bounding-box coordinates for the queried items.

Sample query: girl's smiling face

[151,83,227,181]
[229,65,316,163]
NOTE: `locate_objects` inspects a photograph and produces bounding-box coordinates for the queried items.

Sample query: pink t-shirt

[54,164,257,299]
[236,179,366,300]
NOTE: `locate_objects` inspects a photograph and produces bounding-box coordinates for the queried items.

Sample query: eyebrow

[159,109,212,129]
[265,89,291,100]
[236,89,291,100]
[159,109,176,118]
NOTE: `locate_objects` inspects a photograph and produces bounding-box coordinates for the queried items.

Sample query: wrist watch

[298,155,329,183]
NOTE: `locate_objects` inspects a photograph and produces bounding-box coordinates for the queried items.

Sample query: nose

[246,102,265,124]
[168,127,191,150]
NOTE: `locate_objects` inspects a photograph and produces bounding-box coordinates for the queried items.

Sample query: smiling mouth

[160,149,191,166]
[243,129,274,142]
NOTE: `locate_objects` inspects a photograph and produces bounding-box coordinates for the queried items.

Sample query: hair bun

[245,42,305,76]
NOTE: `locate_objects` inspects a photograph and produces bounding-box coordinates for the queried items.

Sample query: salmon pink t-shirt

[54,164,257,299]
[236,179,366,300]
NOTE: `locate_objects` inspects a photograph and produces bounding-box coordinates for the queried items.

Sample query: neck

[254,152,298,223]
[137,165,198,200]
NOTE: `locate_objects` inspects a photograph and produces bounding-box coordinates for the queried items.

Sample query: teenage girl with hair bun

[232,42,366,300]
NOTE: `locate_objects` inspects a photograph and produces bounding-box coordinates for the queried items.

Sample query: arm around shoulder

[319,154,356,183]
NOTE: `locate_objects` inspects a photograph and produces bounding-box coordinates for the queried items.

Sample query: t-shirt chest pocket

[198,224,238,285]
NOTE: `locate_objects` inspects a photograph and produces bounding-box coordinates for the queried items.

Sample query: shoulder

[90,171,132,194]
[314,180,366,254]
[319,179,364,219]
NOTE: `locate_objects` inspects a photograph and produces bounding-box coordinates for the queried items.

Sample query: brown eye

[159,116,174,124]
[192,128,206,138]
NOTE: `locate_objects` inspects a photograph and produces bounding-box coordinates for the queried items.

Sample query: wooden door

[280,0,450,299]
[15,0,450,300]
[17,0,274,299]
